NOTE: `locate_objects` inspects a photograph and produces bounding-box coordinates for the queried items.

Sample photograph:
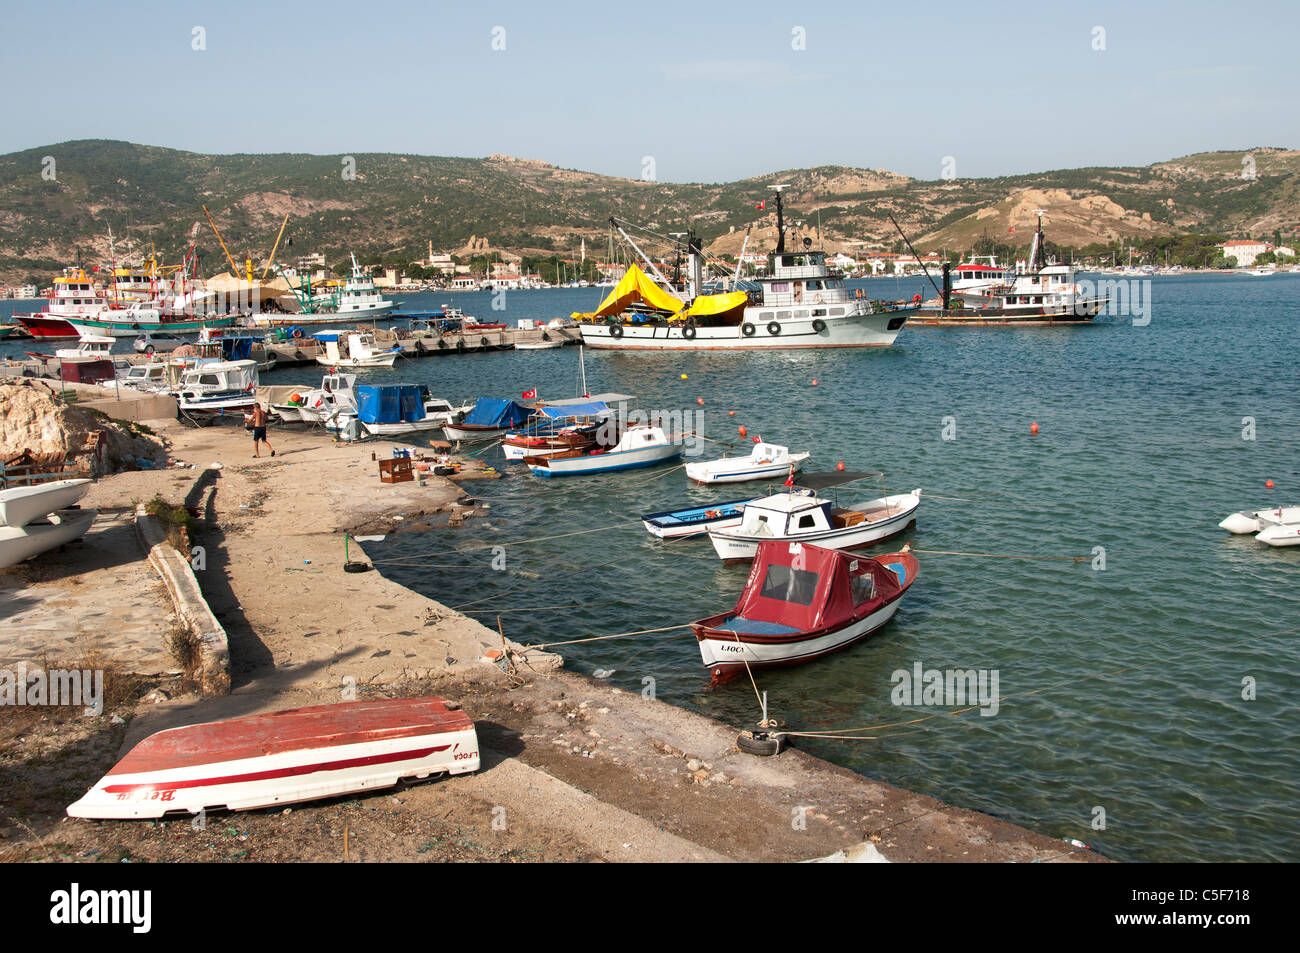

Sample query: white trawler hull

[580,305,912,350]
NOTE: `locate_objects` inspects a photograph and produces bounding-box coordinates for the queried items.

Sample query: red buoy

[1030,421,1039,435]
[811,378,819,386]
[696,398,704,406]
[752,436,760,444]
[738,426,747,437]
[1267,479,1275,489]
[836,461,845,471]
[728,410,736,416]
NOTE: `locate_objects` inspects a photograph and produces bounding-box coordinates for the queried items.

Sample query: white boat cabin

[736,491,864,538]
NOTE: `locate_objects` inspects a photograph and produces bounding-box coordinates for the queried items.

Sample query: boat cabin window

[199,375,219,386]
[794,513,818,530]
[850,572,877,605]
[770,282,789,292]
[759,564,819,606]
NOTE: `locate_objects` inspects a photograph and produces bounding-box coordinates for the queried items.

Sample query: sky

[1,0,1296,183]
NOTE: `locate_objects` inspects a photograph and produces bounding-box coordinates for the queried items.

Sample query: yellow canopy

[572,264,683,320]
[671,291,749,322]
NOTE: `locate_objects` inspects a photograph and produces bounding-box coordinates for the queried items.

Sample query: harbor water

[5,273,1298,861]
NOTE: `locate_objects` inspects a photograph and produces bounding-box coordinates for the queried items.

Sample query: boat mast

[773,185,789,255]
[610,218,673,287]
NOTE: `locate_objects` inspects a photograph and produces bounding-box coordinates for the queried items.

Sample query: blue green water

[7,274,1298,861]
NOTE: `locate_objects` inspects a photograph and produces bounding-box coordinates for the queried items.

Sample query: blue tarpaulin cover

[221,337,254,361]
[357,384,427,424]
[539,401,608,419]
[312,331,341,342]
[461,397,533,428]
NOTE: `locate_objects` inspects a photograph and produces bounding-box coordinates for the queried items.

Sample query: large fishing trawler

[576,188,915,350]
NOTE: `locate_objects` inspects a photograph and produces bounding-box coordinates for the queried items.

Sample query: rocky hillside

[0,140,1295,280]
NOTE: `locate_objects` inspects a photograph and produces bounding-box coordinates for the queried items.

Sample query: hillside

[0,140,1296,281]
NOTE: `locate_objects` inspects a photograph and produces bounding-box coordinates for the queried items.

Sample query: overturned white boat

[1219,506,1300,546]
[0,508,98,569]
[686,442,810,485]
[0,478,91,528]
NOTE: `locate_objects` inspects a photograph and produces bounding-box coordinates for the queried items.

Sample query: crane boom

[201,205,240,275]
[262,213,290,280]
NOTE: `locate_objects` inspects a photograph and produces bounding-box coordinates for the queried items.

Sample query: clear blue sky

[2,0,1295,182]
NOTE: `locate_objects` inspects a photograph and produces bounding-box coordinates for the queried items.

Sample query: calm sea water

[6,274,1299,861]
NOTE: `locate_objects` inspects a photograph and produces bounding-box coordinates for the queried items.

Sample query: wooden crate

[378,457,414,484]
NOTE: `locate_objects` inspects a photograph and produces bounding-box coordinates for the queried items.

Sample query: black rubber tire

[343,561,372,574]
[541,331,551,341]
[480,336,489,347]
[144,345,155,355]
[736,731,786,757]
[767,321,781,336]
[437,338,447,349]
[682,322,697,340]
[456,339,466,353]
[610,324,624,339]
[741,322,756,337]
[812,318,826,333]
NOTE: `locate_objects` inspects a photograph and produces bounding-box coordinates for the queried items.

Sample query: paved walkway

[0,508,178,676]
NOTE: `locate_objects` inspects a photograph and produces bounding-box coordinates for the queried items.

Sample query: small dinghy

[641,498,752,539]
[0,478,91,527]
[706,471,920,562]
[67,697,479,819]
[1220,506,1300,546]
[526,425,683,477]
[685,442,810,485]
[0,508,97,569]
[692,540,919,682]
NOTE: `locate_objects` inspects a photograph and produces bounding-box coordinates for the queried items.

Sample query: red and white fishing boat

[14,269,108,340]
[691,541,919,682]
[67,697,479,819]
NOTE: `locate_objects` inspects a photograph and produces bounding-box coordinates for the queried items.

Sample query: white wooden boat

[0,479,91,527]
[526,425,683,477]
[707,473,920,561]
[515,340,564,350]
[0,508,97,569]
[66,697,478,820]
[1220,506,1300,546]
[174,359,260,417]
[685,442,810,485]
[314,331,399,368]
[692,542,919,682]
[641,498,752,539]
[55,335,115,362]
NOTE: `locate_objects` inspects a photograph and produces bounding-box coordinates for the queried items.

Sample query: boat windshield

[759,564,819,606]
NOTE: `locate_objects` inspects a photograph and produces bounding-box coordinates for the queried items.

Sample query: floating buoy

[811,379,818,386]
[729,410,736,416]
[738,426,747,437]
[1030,421,1039,435]
[696,398,704,406]
[681,373,688,380]
[836,461,845,471]
[1266,479,1275,489]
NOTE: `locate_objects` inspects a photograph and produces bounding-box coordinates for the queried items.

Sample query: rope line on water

[462,600,625,615]
[773,623,1300,742]
[514,623,692,652]
[368,519,643,566]
[907,548,1088,563]
[923,492,1077,510]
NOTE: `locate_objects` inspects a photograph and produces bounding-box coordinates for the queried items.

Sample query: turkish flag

[521,388,537,399]
[1008,226,1016,233]
[755,200,765,210]
[784,464,795,487]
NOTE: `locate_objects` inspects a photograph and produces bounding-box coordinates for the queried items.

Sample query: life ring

[767,321,781,336]
[610,324,624,339]
[292,328,303,339]
[812,293,823,304]
[480,336,489,347]
[741,322,756,337]
[682,321,697,340]
[812,318,826,333]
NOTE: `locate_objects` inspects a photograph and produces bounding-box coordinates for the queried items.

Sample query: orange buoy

[1267,479,1275,489]
[728,410,736,416]
[836,461,845,471]
[697,398,704,406]
[811,378,818,386]
[1030,421,1039,435]
[738,426,747,437]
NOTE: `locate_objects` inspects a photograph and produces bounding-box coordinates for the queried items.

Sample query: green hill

[0,140,1295,281]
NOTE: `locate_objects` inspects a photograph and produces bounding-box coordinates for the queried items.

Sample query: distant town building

[1216,239,1294,267]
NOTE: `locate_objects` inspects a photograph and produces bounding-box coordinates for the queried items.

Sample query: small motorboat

[526,425,683,477]
[313,331,400,368]
[515,340,564,350]
[685,441,810,485]
[0,508,98,569]
[706,471,920,562]
[0,478,91,527]
[641,498,752,539]
[692,540,919,682]
[1220,506,1300,546]
[66,697,479,819]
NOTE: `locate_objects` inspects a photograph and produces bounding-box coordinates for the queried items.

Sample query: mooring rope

[514,623,692,652]
[771,623,1300,742]
[907,548,1088,563]
[462,600,625,615]
[923,492,1077,510]
[367,519,642,566]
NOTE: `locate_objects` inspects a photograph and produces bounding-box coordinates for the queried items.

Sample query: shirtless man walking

[247,402,275,458]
